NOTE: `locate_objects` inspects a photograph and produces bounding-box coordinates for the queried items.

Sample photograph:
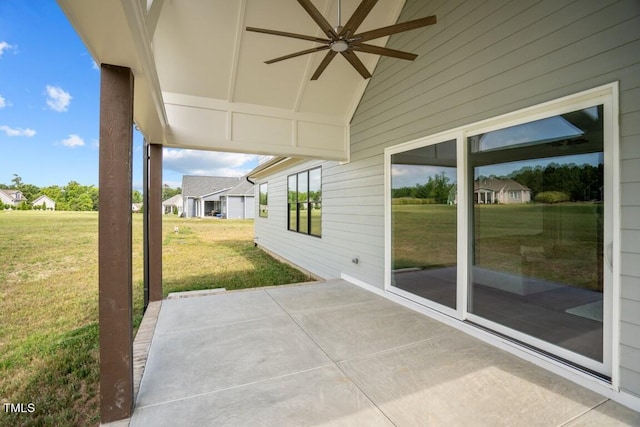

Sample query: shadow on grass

[162,243,314,296]
[0,323,100,427]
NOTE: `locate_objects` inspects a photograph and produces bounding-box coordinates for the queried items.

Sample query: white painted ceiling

[57,0,412,160]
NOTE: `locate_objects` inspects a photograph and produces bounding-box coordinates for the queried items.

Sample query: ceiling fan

[246,0,436,80]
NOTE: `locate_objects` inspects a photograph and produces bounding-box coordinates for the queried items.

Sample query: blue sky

[0,1,259,190]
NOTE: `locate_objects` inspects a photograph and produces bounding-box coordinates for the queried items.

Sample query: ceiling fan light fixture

[246,0,437,80]
[330,40,349,52]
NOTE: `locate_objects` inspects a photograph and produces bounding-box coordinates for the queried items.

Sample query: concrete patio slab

[136,313,331,407]
[266,280,381,313]
[288,296,452,362]
[128,279,640,426]
[131,365,393,427]
[153,290,284,333]
[340,333,605,426]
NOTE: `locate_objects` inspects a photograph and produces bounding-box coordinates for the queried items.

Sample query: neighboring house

[132,203,143,213]
[32,195,56,210]
[162,194,183,215]
[0,189,27,208]
[247,0,640,411]
[181,176,254,219]
[218,180,255,219]
[474,178,531,204]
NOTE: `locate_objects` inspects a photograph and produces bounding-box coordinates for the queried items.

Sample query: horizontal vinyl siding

[351,0,640,397]
[255,0,640,397]
[619,10,640,395]
[253,159,379,283]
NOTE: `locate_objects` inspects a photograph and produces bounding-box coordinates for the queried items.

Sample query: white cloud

[60,134,85,148]
[0,125,36,137]
[0,94,6,108]
[163,149,259,177]
[0,41,15,58]
[45,85,72,112]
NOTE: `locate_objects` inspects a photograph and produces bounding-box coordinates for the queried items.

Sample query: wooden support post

[148,143,163,301]
[99,64,134,423]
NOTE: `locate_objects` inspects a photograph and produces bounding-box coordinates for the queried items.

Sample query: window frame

[287,166,322,237]
[258,182,268,218]
[384,83,619,381]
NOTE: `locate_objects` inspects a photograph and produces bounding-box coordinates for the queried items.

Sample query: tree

[162,185,181,200]
[132,190,143,203]
[70,193,94,211]
[11,174,23,189]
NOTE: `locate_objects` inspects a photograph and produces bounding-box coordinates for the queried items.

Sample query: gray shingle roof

[220,180,254,196]
[474,178,530,192]
[181,176,243,197]
[162,194,182,206]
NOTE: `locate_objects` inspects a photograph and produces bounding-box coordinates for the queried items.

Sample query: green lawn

[0,211,312,426]
[392,202,603,290]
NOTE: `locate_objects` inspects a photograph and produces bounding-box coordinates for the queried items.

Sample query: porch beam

[99,64,134,424]
[148,143,163,301]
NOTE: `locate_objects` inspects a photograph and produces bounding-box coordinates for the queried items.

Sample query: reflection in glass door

[468,105,606,366]
[391,139,457,310]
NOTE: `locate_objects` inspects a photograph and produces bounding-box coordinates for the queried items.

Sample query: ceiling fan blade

[340,50,372,79]
[339,0,378,38]
[297,0,338,39]
[246,27,330,44]
[265,45,330,64]
[351,43,418,60]
[311,50,338,80]
[353,15,436,42]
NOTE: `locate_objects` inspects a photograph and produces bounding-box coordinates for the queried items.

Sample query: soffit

[57,0,409,160]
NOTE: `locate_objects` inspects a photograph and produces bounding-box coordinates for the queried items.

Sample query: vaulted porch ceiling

[57,0,411,161]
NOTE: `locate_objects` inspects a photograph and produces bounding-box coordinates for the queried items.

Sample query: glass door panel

[391,139,457,309]
[468,106,605,363]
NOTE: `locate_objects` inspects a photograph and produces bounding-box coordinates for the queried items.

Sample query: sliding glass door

[386,85,615,376]
[389,138,458,313]
[468,105,607,369]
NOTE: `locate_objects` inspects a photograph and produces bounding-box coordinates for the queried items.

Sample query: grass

[392,204,457,269]
[0,211,312,426]
[392,202,603,289]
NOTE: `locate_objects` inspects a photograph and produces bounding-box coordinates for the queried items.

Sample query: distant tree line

[392,172,454,204]
[392,162,602,205]
[1,174,181,211]
[506,162,603,202]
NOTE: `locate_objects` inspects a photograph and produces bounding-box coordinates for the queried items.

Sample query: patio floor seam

[132,363,336,411]
[263,287,399,427]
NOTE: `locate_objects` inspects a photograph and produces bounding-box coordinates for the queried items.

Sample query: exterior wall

[244,196,255,219]
[225,196,254,219]
[0,191,13,206]
[254,161,384,286]
[254,0,640,400]
[33,197,56,210]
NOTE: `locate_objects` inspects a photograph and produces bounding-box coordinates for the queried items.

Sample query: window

[259,183,268,218]
[288,167,321,236]
[386,84,616,376]
[468,104,606,364]
[390,138,458,310]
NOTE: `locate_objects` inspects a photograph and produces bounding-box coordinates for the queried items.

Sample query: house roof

[161,194,182,206]
[220,180,254,197]
[55,0,421,161]
[181,176,244,198]
[0,188,25,201]
[474,178,530,192]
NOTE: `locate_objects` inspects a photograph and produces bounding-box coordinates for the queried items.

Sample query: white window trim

[384,82,620,387]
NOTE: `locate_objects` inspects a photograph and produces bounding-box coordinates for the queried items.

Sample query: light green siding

[254,0,640,400]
